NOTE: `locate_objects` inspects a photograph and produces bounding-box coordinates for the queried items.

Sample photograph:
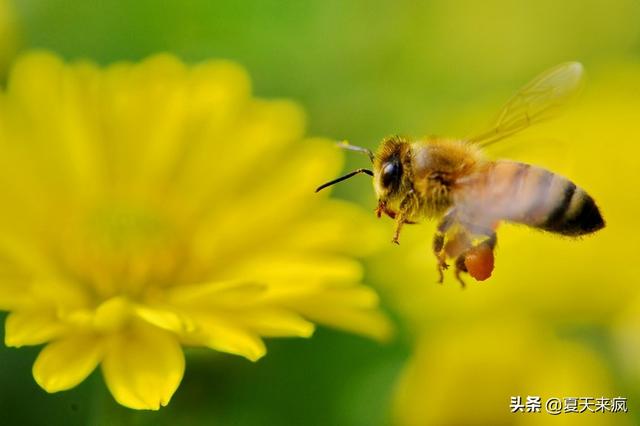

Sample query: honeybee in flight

[316,62,605,286]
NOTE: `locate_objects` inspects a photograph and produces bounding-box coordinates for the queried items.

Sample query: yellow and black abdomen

[457,161,605,236]
[535,178,604,236]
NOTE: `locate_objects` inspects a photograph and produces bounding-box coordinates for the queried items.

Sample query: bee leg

[433,232,448,283]
[375,200,385,218]
[484,231,497,250]
[454,254,467,288]
[392,194,420,244]
[392,215,405,244]
[433,210,456,283]
[437,261,449,284]
[456,228,497,284]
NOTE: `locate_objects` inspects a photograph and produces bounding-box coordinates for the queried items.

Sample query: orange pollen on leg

[464,245,495,281]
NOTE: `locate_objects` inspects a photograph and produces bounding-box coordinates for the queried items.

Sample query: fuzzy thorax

[373,136,484,222]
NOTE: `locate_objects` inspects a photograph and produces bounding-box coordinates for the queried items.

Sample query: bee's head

[314,137,410,206]
[373,136,410,200]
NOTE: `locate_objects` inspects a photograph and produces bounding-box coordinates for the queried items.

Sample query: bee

[316,62,605,286]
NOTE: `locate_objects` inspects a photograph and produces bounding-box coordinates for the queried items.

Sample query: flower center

[55,202,186,298]
[87,203,169,251]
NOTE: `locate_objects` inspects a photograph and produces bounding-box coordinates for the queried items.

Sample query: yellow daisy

[394,318,627,426]
[0,52,391,410]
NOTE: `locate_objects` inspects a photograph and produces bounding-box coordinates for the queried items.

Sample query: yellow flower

[614,293,640,382]
[0,52,391,410]
[394,318,629,426]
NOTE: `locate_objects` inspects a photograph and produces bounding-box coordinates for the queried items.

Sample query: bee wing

[468,62,584,148]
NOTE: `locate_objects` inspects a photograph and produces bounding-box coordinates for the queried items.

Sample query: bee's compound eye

[381,161,402,190]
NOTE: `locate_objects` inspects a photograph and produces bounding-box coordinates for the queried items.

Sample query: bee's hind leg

[454,254,468,288]
[455,227,497,287]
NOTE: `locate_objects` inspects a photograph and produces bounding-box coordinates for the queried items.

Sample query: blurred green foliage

[4,0,640,424]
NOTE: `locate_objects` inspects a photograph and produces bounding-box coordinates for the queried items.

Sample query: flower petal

[32,334,102,392]
[301,306,393,342]
[184,313,266,362]
[0,279,30,311]
[226,308,315,338]
[166,280,267,307]
[279,199,386,256]
[288,286,394,342]
[188,138,345,269]
[222,254,364,286]
[101,322,184,410]
[134,304,195,333]
[5,310,68,347]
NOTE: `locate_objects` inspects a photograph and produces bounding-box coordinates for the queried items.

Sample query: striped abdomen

[456,161,605,236]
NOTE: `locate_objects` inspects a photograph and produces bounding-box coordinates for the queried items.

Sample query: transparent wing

[468,62,584,148]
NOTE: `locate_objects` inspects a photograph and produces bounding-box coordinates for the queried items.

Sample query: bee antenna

[337,141,375,163]
[315,168,374,193]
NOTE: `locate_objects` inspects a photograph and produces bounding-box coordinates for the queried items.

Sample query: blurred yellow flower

[614,293,640,383]
[0,52,391,410]
[394,318,630,426]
